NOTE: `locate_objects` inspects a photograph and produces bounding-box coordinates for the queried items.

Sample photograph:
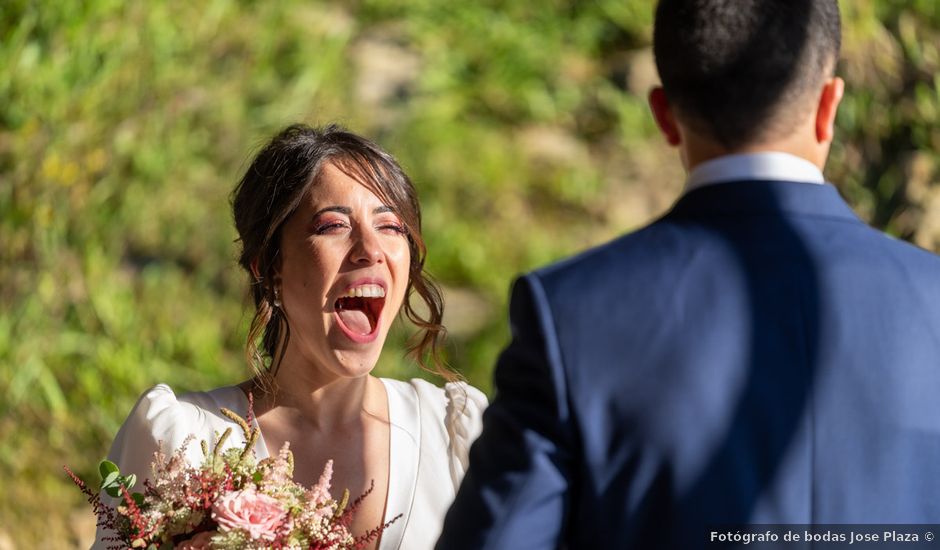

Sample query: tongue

[337,308,372,335]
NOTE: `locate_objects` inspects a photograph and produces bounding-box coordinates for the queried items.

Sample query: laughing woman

[95,124,487,550]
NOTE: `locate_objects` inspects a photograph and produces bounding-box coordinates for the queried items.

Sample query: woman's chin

[329,358,378,380]
[326,322,389,374]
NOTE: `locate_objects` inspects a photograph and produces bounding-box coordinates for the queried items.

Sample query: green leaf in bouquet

[101,471,121,491]
[99,460,120,480]
[103,473,138,498]
[132,492,145,507]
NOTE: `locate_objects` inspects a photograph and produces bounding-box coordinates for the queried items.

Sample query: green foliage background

[1,1,939,547]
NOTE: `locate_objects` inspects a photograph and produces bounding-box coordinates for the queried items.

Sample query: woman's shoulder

[120,384,204,444]
[107,383,250,476]
[121,383,247,436]
[382,377,487,483]
[382,377,487,421]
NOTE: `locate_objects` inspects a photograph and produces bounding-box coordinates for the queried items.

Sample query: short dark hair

[232,124,453,384]
[653,0,841,149]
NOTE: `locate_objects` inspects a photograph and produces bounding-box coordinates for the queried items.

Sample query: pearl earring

[273,287,282,308]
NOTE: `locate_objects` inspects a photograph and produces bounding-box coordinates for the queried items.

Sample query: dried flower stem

[212,427,233,465]
[353,513,404,548]
[220,407,253,441]
[239,428,260,463]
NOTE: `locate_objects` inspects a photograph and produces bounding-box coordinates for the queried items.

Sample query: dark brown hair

[231,123,453,385]
[654,0,841,149]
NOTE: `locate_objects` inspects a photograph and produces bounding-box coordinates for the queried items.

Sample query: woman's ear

[250,258,263,282]
[250,253,283,282]
[649,86,682,147]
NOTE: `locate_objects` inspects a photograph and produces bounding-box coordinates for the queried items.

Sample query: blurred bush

[1,0,938,547]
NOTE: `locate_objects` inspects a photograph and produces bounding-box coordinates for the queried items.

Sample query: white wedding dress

[93,378,487,550]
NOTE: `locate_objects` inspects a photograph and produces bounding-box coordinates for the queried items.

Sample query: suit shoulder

[530,220,694,296]
[879,230,940,268]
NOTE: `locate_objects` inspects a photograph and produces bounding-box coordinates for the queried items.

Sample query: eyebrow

[312,205,395,218]
[313,206,352,218]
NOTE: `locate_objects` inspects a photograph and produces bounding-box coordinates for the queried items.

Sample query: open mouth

[333,283,386,343]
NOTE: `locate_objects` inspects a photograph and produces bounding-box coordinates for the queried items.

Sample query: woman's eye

[314,222,348,234]
[379,223,407,235]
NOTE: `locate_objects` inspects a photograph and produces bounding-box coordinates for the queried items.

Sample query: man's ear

[815,76,844,144]
[649,87,682,147]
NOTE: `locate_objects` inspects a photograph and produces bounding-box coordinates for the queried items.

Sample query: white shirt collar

[685,152,825,194]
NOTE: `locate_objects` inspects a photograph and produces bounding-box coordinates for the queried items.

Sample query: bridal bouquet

[65,403,394,550]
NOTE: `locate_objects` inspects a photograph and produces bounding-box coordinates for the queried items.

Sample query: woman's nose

[350,228,383,265]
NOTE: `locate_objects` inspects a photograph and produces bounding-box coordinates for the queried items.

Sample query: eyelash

[314,222,348,235]
[380,223,407,235]
[314,222,407,235]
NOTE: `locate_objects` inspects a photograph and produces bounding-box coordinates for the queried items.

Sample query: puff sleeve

[104,384,211,482]
[443,381,488,489]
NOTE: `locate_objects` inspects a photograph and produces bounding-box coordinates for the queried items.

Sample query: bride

[94,124,487,549]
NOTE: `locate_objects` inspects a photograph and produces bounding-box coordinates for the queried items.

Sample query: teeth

[342,284,385,298]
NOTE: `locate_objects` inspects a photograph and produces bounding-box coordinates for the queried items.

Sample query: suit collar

[666,180,862,222]
[685,152,825,194]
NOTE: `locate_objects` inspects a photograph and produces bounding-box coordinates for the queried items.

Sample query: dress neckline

[220,378,420,550]
[378,378,420,550]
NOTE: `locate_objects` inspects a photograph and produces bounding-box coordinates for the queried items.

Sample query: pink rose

[177,531,215,549]
[211,487,287,541]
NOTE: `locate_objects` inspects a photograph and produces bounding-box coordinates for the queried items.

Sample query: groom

[437,0,940,548]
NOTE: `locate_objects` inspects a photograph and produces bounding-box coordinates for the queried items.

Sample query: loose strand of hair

[245,296,273,387]
[405,275,459,383]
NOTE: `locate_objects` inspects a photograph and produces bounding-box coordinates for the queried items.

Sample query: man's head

[649,0,843,168]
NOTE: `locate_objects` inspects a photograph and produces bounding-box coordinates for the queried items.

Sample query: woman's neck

[243,365,383,433]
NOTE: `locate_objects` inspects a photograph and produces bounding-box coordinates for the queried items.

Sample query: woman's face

[276,161,411,380]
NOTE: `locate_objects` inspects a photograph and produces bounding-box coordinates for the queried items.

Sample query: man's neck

[678,118,828,175]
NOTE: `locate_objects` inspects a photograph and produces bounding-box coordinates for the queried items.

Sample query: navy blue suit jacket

[437,180,940,549]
